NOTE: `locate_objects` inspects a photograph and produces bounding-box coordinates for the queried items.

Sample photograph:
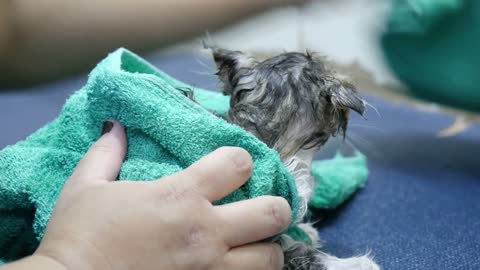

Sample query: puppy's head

[210,48,365,162]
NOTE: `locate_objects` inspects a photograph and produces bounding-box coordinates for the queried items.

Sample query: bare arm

[0,0,295,86]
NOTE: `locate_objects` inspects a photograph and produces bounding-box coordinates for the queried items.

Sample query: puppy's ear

[325,83,365,137]
[204,43,256,95]
[329,83,365,116]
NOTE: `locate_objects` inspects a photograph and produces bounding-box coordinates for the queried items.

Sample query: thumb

[70,120,127,184]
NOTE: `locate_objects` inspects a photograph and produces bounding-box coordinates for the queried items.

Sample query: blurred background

[1,0,479,269]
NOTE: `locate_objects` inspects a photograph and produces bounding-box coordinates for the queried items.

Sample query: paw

[323,255,380,270]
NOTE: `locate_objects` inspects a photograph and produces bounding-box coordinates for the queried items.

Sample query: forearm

[1,0,294,86]
[0,255,65,270]
[0,1,13,63]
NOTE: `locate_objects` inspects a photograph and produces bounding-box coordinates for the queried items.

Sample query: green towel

[382,0,480,111]
[310,152,368,209]
[0,48,368,262]
[386,0,464,34]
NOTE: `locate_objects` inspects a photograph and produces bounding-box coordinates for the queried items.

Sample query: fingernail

[228,148,253,173]
[231,153,247,169]
[102,121,114,134]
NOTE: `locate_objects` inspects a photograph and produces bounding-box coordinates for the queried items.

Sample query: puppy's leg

[281,239,380,270]
[280,234,324,270]
[280,224,380,270]
[280,224,325,270]
[318,253,380,270]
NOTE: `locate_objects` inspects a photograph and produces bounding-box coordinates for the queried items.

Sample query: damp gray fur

[201,45,379,270]
[210,46,366,160]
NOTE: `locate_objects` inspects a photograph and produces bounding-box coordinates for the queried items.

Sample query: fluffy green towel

[310,152,368,209]
[382,0,480,111]
[0,48,368,262]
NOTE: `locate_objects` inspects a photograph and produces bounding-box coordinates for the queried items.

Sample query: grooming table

[1,51,479,270]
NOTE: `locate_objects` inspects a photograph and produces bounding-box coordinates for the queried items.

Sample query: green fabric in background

[382,0,480,111]
[386,0,464,34]
[0,49,368,262]
[309,152,368,210]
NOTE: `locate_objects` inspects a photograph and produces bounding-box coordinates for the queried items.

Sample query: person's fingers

[158,147,253,202]
[216,196,291,247]
[224,243,284,270]
[70,121,127,184]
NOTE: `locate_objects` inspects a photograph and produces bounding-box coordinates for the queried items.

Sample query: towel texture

[310,152,368,209]
[0,48,368,262]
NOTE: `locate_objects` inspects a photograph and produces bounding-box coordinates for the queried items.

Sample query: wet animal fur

[201,45,380,270]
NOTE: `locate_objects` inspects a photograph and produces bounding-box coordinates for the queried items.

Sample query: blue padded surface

[1,51,479,269]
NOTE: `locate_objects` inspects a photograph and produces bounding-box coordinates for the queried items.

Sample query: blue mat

[1,51,479,269]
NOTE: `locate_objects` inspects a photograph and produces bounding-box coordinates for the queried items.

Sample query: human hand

[33,120,291,270]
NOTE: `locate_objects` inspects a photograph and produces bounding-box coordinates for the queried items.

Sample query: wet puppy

[205,46,380,270]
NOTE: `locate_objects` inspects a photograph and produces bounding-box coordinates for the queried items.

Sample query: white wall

[169,0,398,85]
